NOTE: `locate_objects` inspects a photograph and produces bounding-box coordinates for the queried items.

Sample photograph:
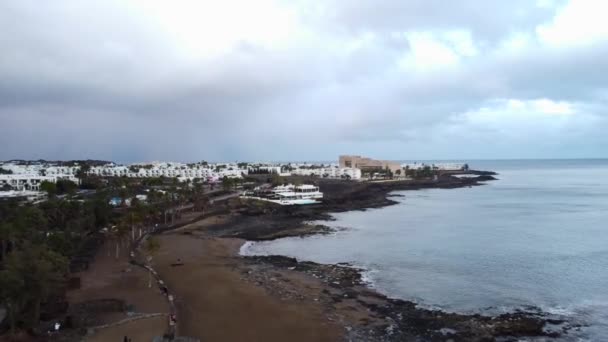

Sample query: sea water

[242,160,608,340]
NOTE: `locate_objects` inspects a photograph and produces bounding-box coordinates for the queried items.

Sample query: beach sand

[154,233,343,342]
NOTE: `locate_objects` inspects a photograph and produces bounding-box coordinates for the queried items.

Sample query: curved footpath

[129,234,181,340]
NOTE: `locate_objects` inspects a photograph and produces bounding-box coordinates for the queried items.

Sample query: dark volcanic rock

[214,174,499,241]
[244,254,577,341]
[469,170,499,176]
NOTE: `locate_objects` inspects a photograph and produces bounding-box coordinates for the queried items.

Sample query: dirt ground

[154,233,343,342]
[68,242,170,340]
[84,315,167,342]
[168,214,231,233]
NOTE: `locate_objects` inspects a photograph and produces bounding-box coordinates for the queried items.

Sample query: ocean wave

[359,267,379,288]
[238,241,257,256]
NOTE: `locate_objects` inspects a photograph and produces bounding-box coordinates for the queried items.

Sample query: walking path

[124,190,238,340]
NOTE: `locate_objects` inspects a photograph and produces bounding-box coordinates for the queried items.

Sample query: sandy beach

[154,233,342,342]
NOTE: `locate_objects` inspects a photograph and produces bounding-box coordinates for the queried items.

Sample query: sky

[1,0,608,162]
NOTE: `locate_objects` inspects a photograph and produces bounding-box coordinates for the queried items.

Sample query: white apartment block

[0,174,79,191]
[0,160,370,186]
[290,167,362,179]
[87,162,248,180]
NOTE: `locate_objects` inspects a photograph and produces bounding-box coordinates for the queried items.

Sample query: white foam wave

[359,267,379,288]
[539,299,608,319]
[238,241,256,256]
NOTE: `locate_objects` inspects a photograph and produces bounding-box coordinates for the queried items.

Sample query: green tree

[192,179,205,211]
[14,206,47,245]
[271,174,282,186]
[422,165,433,178]
[385,166,394,179]
[40,181,57,197]
[0,222,16,260]
[404,165,414,177]
[160,191,172,225]
[168,179,180,225]
[222,176,233,191]
[0,264,25,334]
[75,163,91,181]
[90,196,112,228]
[55,179,78,195]
[0,244,68,332]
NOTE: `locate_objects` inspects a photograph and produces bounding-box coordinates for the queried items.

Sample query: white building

[401,162,467,171]
[0,190,46,202]
[0,174,79,191]
[87,162,248,181]
[45,166,79,176]
[242,184,323,205]
[248,165,283,175]
[290,166,361,180]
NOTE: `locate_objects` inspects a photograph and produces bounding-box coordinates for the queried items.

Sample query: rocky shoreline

[206,172,583,341]
[206,173,498,241]
[240,255,581,341]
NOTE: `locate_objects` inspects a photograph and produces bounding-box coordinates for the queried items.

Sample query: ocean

[241,159,608,340]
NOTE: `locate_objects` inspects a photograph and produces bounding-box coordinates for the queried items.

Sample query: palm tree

[76,163,91,182]
[111,223,129,259]
[126,211,142,242]
[193,179,206,212]
[222,176,233,191]
[161,192,171,225]
[144,237,160,288]
[0,244,67,332]
[168,180,180,225]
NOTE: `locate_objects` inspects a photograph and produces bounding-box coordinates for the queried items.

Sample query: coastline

[151,172,582,341]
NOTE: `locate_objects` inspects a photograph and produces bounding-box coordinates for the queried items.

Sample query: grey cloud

[1,0,607,161]
[297,0,566,40]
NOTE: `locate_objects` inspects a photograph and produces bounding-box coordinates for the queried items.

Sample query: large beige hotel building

[338,155,402,174]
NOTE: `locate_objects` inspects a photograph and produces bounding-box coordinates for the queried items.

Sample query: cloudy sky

[1,0,607,162]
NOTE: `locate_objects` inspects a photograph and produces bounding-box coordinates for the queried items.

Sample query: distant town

[0,155,468,203]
